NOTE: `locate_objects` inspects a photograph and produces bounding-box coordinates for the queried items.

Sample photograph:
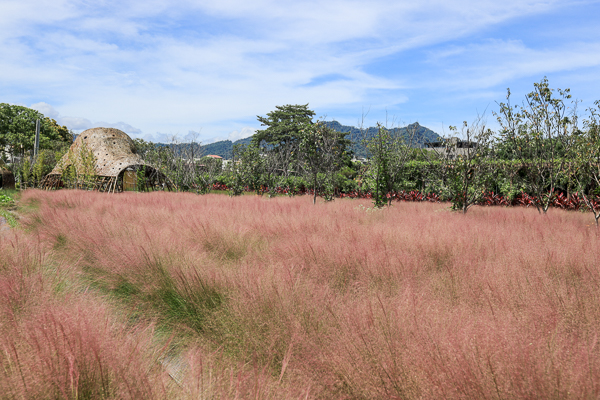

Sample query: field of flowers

[2,189,600,399]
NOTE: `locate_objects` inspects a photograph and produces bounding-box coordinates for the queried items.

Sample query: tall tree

[495,78,579,214]
[226,143,262,196]
[0,104,71,162]
[253,104,316,186]
[364,122,422,207]
[253,104,315,150]
[299,121,349,204]
[436,118,495,214]
[365,124,393,208]
[573,100,600,225]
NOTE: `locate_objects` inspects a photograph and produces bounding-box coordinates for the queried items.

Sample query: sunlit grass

[3,188,600,399]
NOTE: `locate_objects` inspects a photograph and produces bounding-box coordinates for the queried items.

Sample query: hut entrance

[0,168,15,190]
[123,169,137,191]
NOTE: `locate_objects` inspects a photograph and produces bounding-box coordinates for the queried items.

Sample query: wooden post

[34,119,40,158]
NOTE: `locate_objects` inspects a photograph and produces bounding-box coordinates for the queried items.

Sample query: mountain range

[165,121,441,159]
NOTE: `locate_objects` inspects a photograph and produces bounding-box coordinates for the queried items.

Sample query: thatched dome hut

[41,127,174,192]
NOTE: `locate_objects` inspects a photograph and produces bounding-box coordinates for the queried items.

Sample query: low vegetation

[2,189,600,399]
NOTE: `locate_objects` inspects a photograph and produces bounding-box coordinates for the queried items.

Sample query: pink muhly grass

[16,189,600,398]
[178,346,310,399]
[1,299,167,399]
[0,228,171,399]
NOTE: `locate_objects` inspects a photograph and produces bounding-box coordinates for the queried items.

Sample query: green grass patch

[52,233,68,250]
[0,194,15,206]
[79,254,227,338]
[0,209,17,228]
[143,256,225,334]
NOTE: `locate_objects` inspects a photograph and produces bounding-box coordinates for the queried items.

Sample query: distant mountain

[200,137,252,159]
[322,121,441,158]
[158,121,441,159]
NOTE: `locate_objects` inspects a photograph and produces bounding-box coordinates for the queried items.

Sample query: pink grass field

[2,189,600,399]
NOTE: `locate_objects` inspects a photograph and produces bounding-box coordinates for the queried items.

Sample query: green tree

[0,104,71,162]
[573,100,600,225]
[253,104,315,160]
[364,122,422,207]
[43,117,72,145]
[195,156,223,194]
[133,138,157,158]
[241,144,266,195]
[299,121,349,204]
[20,157,32,189]
[440,119,496,214]
[31,150,51,186]
[253,104,323,196]
[495,78,579,214]
[226,144,247,196]
[365,124,393,208]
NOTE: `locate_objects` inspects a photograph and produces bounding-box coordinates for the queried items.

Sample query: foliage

[299,121,349,203]
[437,119,496,213]
[134,138,188,191]
[226,144,248,196]
[0,104,72,161]
[495,77,580,213]
[364,122,421,207]
[194,156,223,194]
[364,124,393,207]
[20,157,32,189]
[57,142,98,189]
[253,104,316,149]
[572,99,600,224]
[238,143,265,195]
[0,193,14,207]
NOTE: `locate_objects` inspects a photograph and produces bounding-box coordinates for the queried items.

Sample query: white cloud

[58,116,93,130]
[183,130,203,142]
[2,0,599,141]
[57,117,144,134]
[28,102,142,134]
[95,121,142,134]
[424,40,600,91]
[30,102,59,119]
[144,132,175,143]
[228,127,256,142]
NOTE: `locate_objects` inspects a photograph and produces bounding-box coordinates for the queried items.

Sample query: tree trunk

[313,174,317,205]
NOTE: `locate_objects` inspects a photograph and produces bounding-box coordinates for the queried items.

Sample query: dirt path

[0,216,10,232]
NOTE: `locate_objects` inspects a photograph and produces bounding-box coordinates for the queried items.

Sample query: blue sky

[2,0,600,143]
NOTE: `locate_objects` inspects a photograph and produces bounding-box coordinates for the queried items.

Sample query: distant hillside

[158,121,441,159]
[323,121,441,158]
[200,137,252,159]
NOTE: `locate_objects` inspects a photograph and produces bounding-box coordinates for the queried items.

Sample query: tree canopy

[253,104,316,147]
[0,103,72,161]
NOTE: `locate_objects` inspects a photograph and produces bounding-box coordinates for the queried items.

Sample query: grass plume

[7,188,600,398]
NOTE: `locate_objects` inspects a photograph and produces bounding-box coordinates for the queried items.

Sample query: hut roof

[50,127,147,177]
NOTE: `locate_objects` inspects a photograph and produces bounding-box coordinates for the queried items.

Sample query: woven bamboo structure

[40,127,175,192]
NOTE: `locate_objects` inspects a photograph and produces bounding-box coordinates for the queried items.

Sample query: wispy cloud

[30,102,142,134]
[2,0,600,140]
[228,127,257,142]
[426,39,600,90]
